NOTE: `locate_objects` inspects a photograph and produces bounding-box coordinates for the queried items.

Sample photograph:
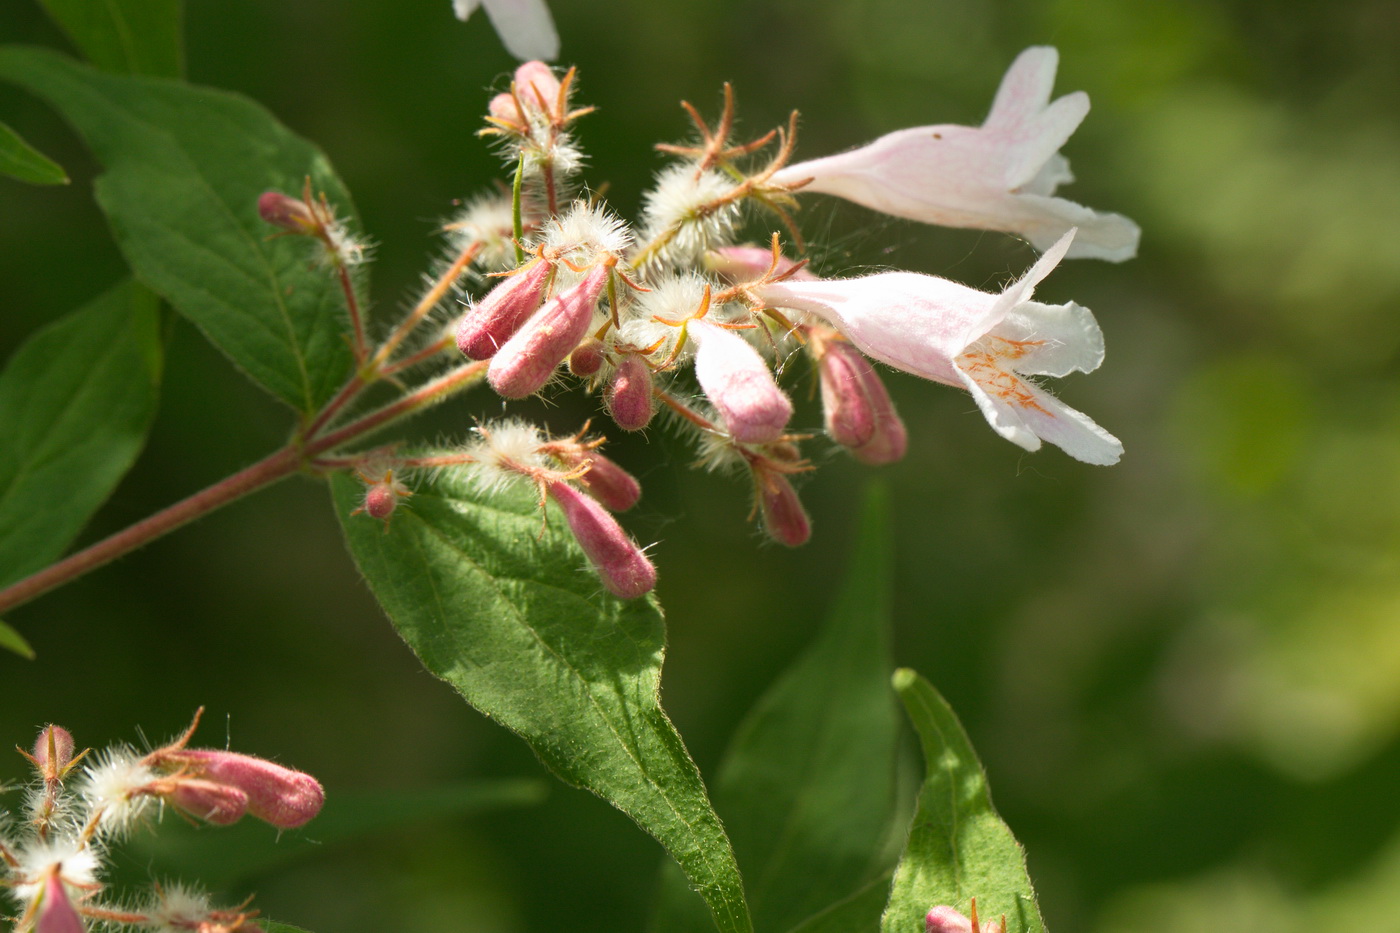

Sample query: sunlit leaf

[332,468,753,933]
[38,0,183,78]
[0,119,67,184]
[0,47,359,413]
[882,670,1046,933]
[656,486,900,933]
[0,280,162,590]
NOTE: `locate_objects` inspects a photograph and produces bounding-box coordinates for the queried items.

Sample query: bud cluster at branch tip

[320,48,1134,592]
[2,714,324,933]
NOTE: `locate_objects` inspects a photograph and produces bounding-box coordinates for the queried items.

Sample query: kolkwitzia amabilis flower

[757,230,1123,465]
[452,0,559,61]
[769,47,1140,262]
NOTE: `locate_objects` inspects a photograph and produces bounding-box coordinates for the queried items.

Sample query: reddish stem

[337,263,369,363]
[0,447,301,617]
[307,361,488,454]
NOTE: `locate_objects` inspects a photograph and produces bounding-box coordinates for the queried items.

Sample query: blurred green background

[3,0,1400,931]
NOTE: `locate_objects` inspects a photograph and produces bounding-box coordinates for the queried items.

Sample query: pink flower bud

[257,191,318,234]
[168,778,250,826]
[926,907,974,933]
[363,485,397,521]
[488,265,609,399]
[757,471,811,547]
[569,340,605,377]
[691,321,792,444]
[515,61,562,111]
[818,339,908,465]
[575,454,642,512]
[457,260,552,360]
[170,750,324,829]
[488,92,520,124]
[547,482,656,598]
[707,245,815,283]
[604,354,655,431]
[36,872,84,933]
[33,725,75,776]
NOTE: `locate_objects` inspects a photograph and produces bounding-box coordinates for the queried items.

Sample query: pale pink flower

[690,320,793,444]
[770,47,1139,262]
[758,231,1122,465]
[452,0,559,61]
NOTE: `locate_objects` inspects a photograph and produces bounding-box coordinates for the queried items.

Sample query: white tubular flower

[757,230,1122,465]
[769,47,1140,262]
[452,0,559,61]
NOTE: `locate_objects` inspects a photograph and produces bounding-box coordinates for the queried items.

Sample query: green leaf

[0,119,67,184]
[0,280,162,589]
[0,47,358,413]
[264,924,313,933]
[882,670,1046,933]
[332,468,753,933]
[655,485,901,933]
[38,0,183,78]
[130,779,547,887]
[0,619,36,659]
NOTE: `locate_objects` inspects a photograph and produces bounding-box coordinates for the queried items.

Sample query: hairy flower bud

[568,339,605,377]
[162,750,324,830]
[604,353,655,431]
[691,321,793,444]
[706,245,815,284]
[547,482,656,598]
[167,778,249,826]
[579,457,642,512]
[488,265,609,399]
[457,259,552,360]
[818,339,908,465]
[756,470,811,547]
[36,871,84,933]
[256,191,318,234]
[32,725,76,778]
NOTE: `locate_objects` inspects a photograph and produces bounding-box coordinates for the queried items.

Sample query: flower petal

[452,0,482,20]
[982,227,1077,333]
[982,47,1091,190]
[480,0,559,61]
[983,46,1060,133]
[990,300,1105,378]
[759,272,990,384]
[1011,193,1141,261]
[956,366,1121,464]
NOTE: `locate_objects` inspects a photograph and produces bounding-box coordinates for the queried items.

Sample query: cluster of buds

[2,714,323,933]
[274,47,1135,600]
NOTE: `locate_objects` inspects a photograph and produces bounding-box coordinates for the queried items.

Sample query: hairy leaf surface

[882,670,1047,933]
[332,469,752,933]
[0,281,162,590]
[0,48,359,413]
